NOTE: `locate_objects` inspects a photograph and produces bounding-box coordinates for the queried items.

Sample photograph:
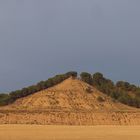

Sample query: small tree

[0,93,11,106]
[92,72,104,86]
[66,71,78,78]
[80,72,93,85]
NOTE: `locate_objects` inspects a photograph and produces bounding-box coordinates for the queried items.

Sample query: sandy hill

[0,77,140,125]
[2,77,135,111]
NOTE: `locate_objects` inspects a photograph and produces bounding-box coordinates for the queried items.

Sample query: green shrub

[80,72,93,85]
[66,71,78,78]
[0,94,11,106]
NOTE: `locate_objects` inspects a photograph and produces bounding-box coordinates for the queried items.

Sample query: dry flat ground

[0,125,140,140]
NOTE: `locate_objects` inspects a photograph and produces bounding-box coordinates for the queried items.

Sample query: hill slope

[2,77,135,111]
[0,78,140,125]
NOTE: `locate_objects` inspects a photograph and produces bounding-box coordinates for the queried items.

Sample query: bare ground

[0,111,140,125]
[0,125,140,140]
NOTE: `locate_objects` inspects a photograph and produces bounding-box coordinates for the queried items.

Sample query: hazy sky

[0,0,140,92]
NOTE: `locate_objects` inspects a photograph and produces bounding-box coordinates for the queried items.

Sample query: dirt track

[0,125,140,140]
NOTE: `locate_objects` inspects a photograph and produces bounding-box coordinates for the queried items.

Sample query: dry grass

[0,125,140,140]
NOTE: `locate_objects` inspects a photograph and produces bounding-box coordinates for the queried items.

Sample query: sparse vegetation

[0,72,76,106]
[82,72,140,108]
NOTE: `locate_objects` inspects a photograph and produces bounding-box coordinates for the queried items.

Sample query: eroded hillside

[1,78,135,111]
[0,78,140,125]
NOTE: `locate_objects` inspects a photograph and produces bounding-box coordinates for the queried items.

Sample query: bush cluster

[79,72,140,108]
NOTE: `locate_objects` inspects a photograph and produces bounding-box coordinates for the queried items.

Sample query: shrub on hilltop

[80,72,93,85]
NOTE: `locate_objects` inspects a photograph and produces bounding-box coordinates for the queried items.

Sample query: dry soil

[0,125,140,140]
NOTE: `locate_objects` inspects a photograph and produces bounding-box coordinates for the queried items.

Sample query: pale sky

[0,0,140,92]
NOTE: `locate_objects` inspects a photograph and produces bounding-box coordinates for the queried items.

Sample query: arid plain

[0,125,140,140]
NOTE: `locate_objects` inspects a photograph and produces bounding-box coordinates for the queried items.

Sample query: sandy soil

[0,125,140,140]
[0,111,140,125]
